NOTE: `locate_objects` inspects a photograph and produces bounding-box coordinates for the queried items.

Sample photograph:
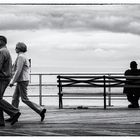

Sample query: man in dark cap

[0,35,21,126]
[123,61,140,108]
[0,36,7,44]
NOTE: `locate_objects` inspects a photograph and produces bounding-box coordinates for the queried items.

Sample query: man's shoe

[0,124,5,127]
[128,104,139,108]
[5,117,18,122]
[5,118,13,122]
[40,109,46,122]
[11,112,21,125]
[128,104,134,108]
[133,104,139,108]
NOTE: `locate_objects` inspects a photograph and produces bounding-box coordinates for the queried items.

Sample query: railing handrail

[30,72,124,75]
[5,72,140,107]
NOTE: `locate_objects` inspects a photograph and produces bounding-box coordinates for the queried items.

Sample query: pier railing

[4,72,132,107]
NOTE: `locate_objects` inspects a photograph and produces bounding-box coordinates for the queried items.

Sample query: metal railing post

[39,74,42,106]
[108,74,111,106]
[103,75,106,109]
[58,75,63,109]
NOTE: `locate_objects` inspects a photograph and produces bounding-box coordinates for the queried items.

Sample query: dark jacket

[0,46,12,80]
[123,69,140,94]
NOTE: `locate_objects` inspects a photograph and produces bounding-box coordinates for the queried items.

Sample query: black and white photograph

[0,0,140,137]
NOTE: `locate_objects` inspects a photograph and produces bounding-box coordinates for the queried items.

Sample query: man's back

[0,46,12,79]
[124,68,140,94]
[125,69,140,76]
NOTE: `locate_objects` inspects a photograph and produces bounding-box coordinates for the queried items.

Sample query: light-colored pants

[12,81,43,114]
[0,80,19,124]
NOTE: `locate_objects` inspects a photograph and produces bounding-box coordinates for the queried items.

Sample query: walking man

[6,42,46,122]
[0,35,21,126]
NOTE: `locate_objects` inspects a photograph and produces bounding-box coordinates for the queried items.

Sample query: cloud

[0,14,40,30]
[0,5,140,36]
[94,48,115,56]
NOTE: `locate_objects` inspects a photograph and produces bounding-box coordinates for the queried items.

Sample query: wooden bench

[57,75,140,109]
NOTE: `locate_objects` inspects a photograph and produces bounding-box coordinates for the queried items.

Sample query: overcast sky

[1,4,140,73]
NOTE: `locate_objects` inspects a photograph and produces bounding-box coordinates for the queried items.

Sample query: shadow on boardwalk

[1,106,140,136]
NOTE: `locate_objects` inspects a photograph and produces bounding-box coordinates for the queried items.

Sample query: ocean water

[2,72,131,108]
[4,84,129,108]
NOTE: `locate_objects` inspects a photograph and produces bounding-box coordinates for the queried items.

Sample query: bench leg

[59,94,63,109]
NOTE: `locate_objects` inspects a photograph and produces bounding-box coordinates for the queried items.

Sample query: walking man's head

[130,61,137,69]
[0,35,7,48]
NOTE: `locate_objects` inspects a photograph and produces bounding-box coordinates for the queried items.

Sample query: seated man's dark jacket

[123,69,140,94]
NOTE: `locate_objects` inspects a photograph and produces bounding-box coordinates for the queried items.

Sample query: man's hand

[9,83,14,87]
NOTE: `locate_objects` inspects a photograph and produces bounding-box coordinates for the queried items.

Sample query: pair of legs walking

[0,80,20,126]
[9,81,46,121]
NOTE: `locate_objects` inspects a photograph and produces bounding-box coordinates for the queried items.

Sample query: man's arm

[10,56,24,85]
[0,51,4,71]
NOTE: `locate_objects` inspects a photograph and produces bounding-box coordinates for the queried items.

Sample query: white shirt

[10,52,30,84]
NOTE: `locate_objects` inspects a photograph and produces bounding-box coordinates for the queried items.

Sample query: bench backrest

[57,75,140,109]
[57,75,140,88]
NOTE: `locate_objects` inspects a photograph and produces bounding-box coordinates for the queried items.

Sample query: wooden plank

[1,106,140,136]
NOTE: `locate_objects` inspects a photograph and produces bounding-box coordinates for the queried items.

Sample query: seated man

[123,61,140,108]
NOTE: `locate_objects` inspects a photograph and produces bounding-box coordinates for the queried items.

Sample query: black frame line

[0,3,139,5]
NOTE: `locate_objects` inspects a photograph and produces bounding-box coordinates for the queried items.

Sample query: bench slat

[60,92,103,96]
[60,92,125,96]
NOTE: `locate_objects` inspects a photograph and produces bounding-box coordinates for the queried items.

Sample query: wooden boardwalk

[1,106,140,136]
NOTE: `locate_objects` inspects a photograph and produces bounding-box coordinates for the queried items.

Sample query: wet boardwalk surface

[1,106,140,136]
